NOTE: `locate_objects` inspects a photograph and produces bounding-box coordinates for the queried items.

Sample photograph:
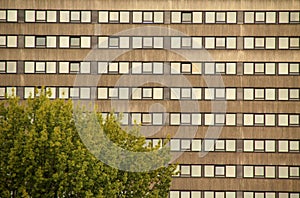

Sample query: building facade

[0,0,300,197]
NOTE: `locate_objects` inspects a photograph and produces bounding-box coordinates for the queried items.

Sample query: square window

[290,63,299,74]
[244,63,254,75]
[215,63,225,73]
[98,62,108,73]
[59,88,69,99]
[254,89,264,100]
[266,12,276,23]
[191,114,201,125]
[215,166,225,177]
[205,12,215,23]
[142,114,152,124]
[6,62,16,73]
[226,140,236,151]
[290,37,299,48]
[24,87,35,98]
[191,165,201,177]
[80,88,90,99]
[109,12,119,22]
[226,166,236,177]
[131,113,141,124]
[192,88,202,100]
[266,37,276,49]
[244,37,254,49]
[226,114,236,126]
[143,37,153,47]
[290,12,300,22]
[215,140,225,150]
[192,139,201,151]
[193,12,202,23]
[181,88,191,98]
[216,38,225,48]
[204,139,215,151]
[215,114,225,125]
[244,12,254,23]
[133,12,142,23]
[278,114,289,126]
[290,141,300,151]
[265,114,276,126]
[278,166,288,178]
[153,88,163,99]
[279,89,289,100]
[255,37,264,48]
[171,12,181,23]
[36,11,46,21]
[265,166,276,178]
[36,37,46,47]
[0,62,5,72]
[98,36,108,48]
[81,11,91,23]
[70,37,80,48]
[181,114,191,124]
[70,62,79,73]
[98,11,108,23]
[205,88,215,100]
[24,62,35,73]
[192,37,202,49]
[25,10,35,22]
[244,88,254,100]
[46,36,57,48]
[7,10,17,22]
[109,37,119,48]
[153,12,163,23]
[278,63,289,75]
[98,88,108,99]
[290,115,299,125]
[265,63,276,75]
[244,140,254,152]
[119,88,129,99]
[6,36,17,48]
[181,139,191,150]
[182,37,191,47]
[290,167,299,177]
[0,10,6,20]
[204,114,214,126]
[36,62,46,73]
[279,37,289,49]
[278,140,288,152]
[142,88,152,98]
[143,12,153,22]
[255,140,264,150]
[170,114,180,125]
[255,12,265,22]
[182,63,191,73]
[205,37,215,49]
[244,166,254,177]
[205,192,214,198]
[216,12,225,22]
[182,12,192,23]
[80,36,91,48]
[108,88,118,98]
[227,12,236,23]
[279,12,289,23]
[204,165,214,177]
[226,37,236,49]
[153,62,163,74]
[109,62,118,72]
[265,89,275,100]
[60,11,70,22]
[70,11,80,21]
[171,37,181,49]
[265,140,275,152]
[170,139,180,151]
[119,11,129,23]
[80,62,90,74]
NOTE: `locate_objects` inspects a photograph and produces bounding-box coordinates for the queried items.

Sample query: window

[205,11,236,23]
[132,11,163,23]
[25,10,57,22]
[98,11,130,23]
[59,36,90,48]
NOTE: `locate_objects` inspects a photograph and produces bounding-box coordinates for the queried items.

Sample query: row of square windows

[1,36,299,49]
[169,191,300,198]
[1,90,298,126]
[0,10,299,24]
[1,61,299,76]
[147,139,300,153]
[173,164,300,179]
[1,87,300,101]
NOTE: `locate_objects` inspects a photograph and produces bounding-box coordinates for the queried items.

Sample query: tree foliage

[0,90,176,197]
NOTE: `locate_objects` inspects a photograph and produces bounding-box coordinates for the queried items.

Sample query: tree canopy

[0,90,176,197]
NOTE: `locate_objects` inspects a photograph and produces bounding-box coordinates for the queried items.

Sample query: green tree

[0,90,176,197]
